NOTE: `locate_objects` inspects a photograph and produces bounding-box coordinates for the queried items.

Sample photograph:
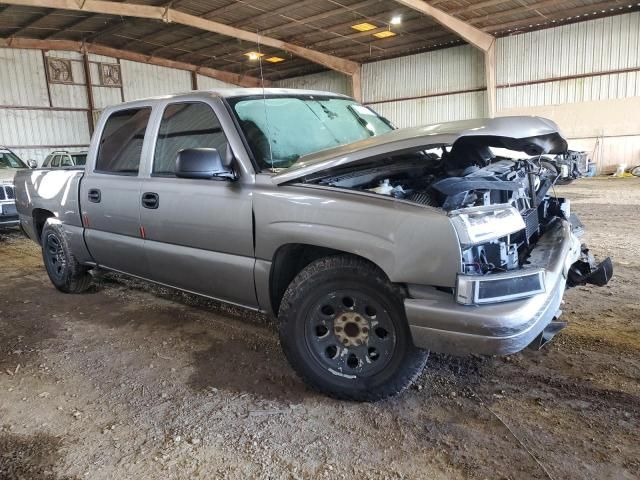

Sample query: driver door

[139,100,257,307]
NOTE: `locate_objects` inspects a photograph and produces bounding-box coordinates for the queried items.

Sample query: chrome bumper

[405,218,582,355]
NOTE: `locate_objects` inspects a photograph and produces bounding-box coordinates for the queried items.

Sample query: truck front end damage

[275,116,613,356]
[400,142,612,355]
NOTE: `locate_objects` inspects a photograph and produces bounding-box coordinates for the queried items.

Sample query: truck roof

[111,88,352,109]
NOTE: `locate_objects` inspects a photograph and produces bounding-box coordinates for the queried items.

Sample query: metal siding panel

[0,48,49,106]
[497,12,640,85]
[0,109,90,147]
[92,86,122,110]
[362,44,485,103]
[121,60,191,102]
[87,59,123,110]
[273,71,352,96]
[196,74,237,89]
[88,53,118,64]
[371,91,487,129]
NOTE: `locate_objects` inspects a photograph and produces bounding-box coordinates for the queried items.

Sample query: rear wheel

[41,222,92,293]
[278,255,427,401]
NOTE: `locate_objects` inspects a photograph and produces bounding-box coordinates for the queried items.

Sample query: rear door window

[96,107,152,175]
[72,153,87,166]
[153,102,228,176]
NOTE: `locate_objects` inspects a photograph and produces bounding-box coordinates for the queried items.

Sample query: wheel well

[269,244,381,316]
[32,208,55,244]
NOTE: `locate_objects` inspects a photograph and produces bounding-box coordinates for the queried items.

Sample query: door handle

[88,188,101,203]
[141,192,159,209]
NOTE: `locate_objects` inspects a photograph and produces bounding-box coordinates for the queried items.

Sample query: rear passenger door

[81,106,152,278]
[139,100,257,307]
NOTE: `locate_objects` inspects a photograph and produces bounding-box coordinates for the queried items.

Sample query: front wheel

[278,255,427,401]
[41,222,92,293]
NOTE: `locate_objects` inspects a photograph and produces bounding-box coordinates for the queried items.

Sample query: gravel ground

[0,177,638,480]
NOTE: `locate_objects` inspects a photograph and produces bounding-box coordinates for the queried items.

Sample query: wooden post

[82,51,95,135]
[191,70,198,91]
[484,41,497,118]
[351,67,362,102]
[393,0,498,118]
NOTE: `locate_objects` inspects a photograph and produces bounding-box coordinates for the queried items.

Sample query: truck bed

[14,167,85,243]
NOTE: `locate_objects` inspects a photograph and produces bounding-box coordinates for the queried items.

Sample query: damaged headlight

[449,204,525,247]
[456,269,546,305]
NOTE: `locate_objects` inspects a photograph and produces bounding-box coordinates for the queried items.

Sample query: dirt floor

[0,178,638,480]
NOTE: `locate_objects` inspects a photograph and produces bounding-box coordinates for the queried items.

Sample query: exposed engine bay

[312,140,572,277]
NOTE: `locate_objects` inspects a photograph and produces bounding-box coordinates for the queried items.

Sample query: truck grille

[0,184,15,200]
[522,208,540,242]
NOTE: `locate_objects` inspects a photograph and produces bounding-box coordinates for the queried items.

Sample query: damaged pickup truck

[14,89,612,401]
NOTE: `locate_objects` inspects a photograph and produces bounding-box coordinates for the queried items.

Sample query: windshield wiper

[347,105,375,137]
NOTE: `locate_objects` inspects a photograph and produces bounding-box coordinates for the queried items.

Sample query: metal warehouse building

[0,2,638,479]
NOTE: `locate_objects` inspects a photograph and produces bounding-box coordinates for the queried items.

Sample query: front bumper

[406,218,585,355]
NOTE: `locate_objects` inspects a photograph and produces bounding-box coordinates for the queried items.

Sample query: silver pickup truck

[14,88,612,401]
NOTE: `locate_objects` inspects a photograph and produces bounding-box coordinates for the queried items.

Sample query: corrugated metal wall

[121,60,192,102]
[2,12,640,170]
[276,12,640,171]
[88,53,123,111]
[497,12,640,110]
[0,47,91,165]
[0,48,49,107]
[0,48,241,165]
[362,45,485,103]
[274,70,352,96]
[496,12,640,171]
[373,91,487,128]
[197,74,236,90]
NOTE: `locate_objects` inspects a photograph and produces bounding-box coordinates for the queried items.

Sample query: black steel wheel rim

[304,289,397,379]
[44,233,66,281]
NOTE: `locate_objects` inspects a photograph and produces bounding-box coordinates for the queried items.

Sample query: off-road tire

[41,222,92,293]
[278,255,427,401]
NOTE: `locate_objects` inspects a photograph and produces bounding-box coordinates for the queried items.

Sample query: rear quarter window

[96,107,152,175]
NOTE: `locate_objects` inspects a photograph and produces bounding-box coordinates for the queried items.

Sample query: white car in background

[42,150,88,168]
[0,146,30,228]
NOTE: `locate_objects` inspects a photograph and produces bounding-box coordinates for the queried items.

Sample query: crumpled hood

[0,168,20,183]
[272,116,568,185]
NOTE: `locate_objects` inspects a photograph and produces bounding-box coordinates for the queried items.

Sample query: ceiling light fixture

[244,51,264,61]
[351,22,377,32]
[390,15,402,25]
[265,56,285,63]
[373,30,397,39]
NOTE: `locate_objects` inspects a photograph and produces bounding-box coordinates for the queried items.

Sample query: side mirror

[175,148,234,180]
[27,159,37,169]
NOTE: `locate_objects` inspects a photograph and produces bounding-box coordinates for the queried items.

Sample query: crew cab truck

[14,89,612,401]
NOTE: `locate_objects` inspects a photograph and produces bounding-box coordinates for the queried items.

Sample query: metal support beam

[394,0,494,52]
[393,0,497,117]
[3,0,361,76]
